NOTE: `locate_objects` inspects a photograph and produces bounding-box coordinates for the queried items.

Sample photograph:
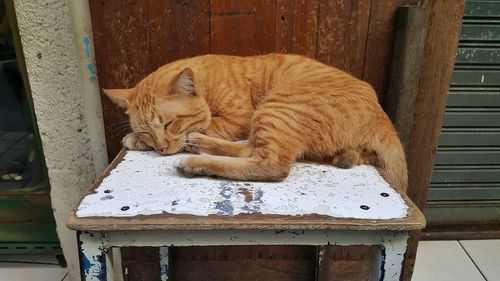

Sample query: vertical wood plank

[403,1,466,280]
[210,0,276,55]
[89,0,210,159]
[386,7,430,151]
[362,0,421,105]
[316,0,371,78]
[275,0,318,58]
[120,247,160,281]
[147,1,211,67]
[317,246,381,281]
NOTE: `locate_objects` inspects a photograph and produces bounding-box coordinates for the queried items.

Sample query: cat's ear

[102,88,134,109]
[173,68,196,95]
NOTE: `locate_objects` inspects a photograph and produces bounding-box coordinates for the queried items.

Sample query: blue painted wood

[159,247,169,281]
[78,232,107,281]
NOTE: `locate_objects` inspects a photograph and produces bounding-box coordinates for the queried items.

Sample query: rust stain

[237,187,253,203]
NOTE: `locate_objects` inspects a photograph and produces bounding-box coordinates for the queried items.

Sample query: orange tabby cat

[104,54,408,192]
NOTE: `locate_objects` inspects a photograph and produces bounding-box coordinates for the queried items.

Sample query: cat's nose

[158,146,168,154]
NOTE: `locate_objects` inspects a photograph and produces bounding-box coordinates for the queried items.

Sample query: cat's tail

[371,135,408,193]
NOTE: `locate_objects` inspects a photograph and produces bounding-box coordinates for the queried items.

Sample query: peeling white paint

[79,233,107,281]
[77,151,408,219]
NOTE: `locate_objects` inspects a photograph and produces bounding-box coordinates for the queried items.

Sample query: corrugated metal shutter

[426,0,500,223]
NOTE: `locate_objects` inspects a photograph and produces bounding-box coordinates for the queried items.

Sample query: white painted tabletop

[76,151,409,220]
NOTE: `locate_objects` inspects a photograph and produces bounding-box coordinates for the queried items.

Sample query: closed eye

[164,120,173,130]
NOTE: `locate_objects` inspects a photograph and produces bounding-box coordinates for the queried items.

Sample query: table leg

[159,246,170,281]
[78,231,109,281]
[380,232,410,281]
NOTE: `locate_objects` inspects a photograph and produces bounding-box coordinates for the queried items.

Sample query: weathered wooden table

[68,150,425,281]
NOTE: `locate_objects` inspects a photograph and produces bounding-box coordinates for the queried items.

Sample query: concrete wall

[13,1,108,280]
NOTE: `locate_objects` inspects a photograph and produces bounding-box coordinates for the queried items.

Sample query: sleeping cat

[104,54,408,192]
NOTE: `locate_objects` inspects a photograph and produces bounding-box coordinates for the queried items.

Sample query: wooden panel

[89,0,210,159]
[317,246,381,281]
[121,247,160,281]
[275,0,318,57]
[210,0,276,55]
[386,7,429,151]
[316,0,371,78]
[362,0,420,105]
[403,0,466,280]
[171,246,316,281]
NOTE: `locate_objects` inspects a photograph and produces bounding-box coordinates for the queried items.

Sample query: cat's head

[103,68,211,155]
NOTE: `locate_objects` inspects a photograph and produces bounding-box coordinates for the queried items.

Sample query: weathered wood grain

[386,7,429,152]
[89,0,210,159]
[316,0,371,78]
[210,0,275,55]
[317,246,381,281]
[120,247,160,281]
[362,0,421,105]
[171,246,316,281]
[275,0,318,58]
[402,1,466,280]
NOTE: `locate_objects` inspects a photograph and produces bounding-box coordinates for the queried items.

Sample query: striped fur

[104,54,408,192]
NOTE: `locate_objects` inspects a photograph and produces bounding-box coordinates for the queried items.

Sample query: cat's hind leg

[185,132,253,157]
[330,149,361,169]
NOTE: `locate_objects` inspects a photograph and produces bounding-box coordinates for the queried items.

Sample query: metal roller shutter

[426,0,500,224]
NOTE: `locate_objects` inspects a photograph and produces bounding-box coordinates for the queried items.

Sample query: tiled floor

[0,240,499,280]
[0,254,68,281]
[413,240,500,281]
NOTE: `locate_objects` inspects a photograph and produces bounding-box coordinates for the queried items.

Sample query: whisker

[112,127,133,134]
[109,119,130,125]
[110,126,132,133]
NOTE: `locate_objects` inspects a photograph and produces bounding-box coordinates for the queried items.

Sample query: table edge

[67,149,426,232]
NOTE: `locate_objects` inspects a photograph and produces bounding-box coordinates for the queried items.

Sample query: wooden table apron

[77,229,410,281]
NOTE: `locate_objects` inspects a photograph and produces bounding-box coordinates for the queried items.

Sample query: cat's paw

[184,132,206,154]
[173,157,209,177]
[173,157,195,177]
[122,133,151,151]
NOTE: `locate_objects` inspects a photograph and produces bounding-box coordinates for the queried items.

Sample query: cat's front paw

[173,157,209,177]
[184,132,206,154]
[122,133,151,151]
